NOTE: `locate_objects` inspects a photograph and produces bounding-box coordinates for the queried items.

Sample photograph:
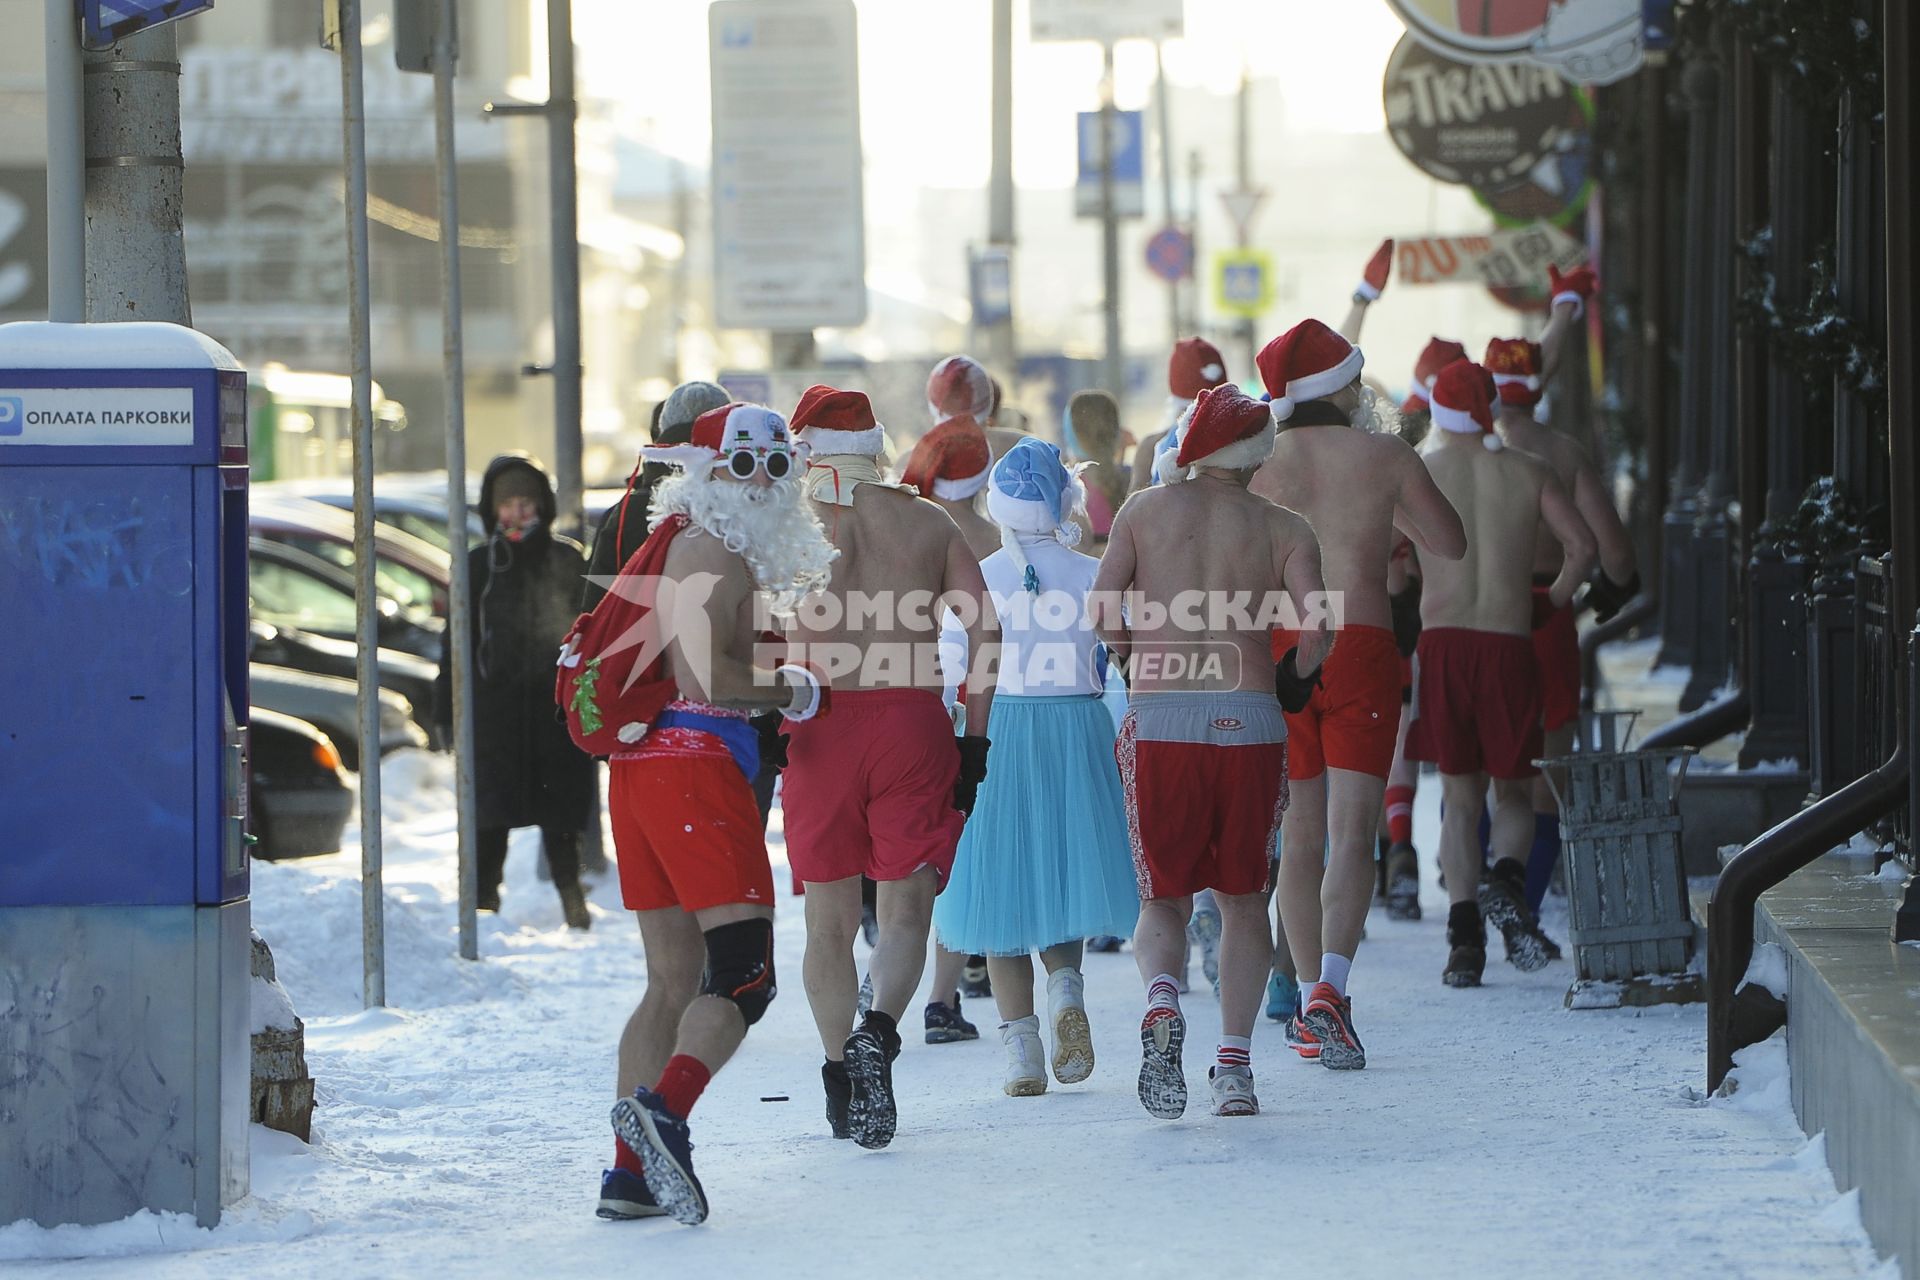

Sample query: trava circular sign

[1383,34,1587,191]
[1383,0,1644,85]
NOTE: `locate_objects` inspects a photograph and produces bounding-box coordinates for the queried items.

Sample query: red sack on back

[555,513,690,755]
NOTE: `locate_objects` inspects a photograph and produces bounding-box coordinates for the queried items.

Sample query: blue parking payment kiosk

[0,322,251,1228]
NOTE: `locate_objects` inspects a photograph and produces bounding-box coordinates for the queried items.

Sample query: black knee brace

[701,918,776,1026]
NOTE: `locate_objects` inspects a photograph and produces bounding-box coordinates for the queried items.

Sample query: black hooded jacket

[435,454,595,831]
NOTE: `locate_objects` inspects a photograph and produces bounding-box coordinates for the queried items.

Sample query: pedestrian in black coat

[436,453,594,928]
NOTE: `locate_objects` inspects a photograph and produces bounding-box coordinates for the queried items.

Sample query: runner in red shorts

[783,383,999,1151]
[1251,318,1466,1070]
[577,403,837,1226]
[1094,383,1329,1119]
[1410,363,1593,988]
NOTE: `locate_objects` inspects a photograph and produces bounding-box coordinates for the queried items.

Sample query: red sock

[653,1054,713,1119]
[614,1134,644,1175]
[1385,785,1415,845]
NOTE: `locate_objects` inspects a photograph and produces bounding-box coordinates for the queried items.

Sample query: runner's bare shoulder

[663,519,747,578]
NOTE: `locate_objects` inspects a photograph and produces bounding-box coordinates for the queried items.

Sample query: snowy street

[0,751,1889,1277]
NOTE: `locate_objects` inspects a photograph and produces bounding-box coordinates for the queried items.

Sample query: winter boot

[1000,1016,1047,1097]
[1047,967,1094,1084]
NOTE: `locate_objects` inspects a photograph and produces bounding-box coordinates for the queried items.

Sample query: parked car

[248,618,439,735]
[257,478,486,554]
[250,663,427,772]
[249,707,353,861]
[250,537,443,661]
[250,492,452,619]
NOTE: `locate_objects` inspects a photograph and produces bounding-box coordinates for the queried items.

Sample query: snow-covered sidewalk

[1,752,1892,1277]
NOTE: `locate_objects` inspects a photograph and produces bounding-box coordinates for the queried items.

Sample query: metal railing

[1855,555,1909,861]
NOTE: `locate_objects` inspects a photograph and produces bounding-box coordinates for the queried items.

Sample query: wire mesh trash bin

[1540,719,1697,996]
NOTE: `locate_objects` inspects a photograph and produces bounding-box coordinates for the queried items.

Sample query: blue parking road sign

[1076,110,1145,219]
[82,0,215,50]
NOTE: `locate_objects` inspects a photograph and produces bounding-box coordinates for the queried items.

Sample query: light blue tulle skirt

[935,694,1141,956]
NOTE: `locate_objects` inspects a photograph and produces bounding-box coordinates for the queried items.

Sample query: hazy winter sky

[566,0,1407,185]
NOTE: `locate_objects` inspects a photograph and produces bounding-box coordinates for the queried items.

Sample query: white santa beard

[651,470,838,616]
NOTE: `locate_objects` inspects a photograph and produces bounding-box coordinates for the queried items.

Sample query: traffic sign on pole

[1031,0,1183,44]
[1218,187,1266,242]
[1076,110,1146,219]
[1214,248,1272,318]
[1145,226,1194,282]
[81,0,214,51]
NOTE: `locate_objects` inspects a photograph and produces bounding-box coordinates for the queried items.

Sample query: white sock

[1147,973,1181,1010]
[1216,1034,1251,1071]
[1319,952,1353,997]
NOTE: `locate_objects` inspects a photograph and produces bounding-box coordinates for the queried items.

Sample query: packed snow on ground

[0,751,1892,1277]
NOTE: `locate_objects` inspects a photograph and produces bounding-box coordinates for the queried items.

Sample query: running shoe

[924,993,980,1044]
[1444,906,1487,988]
[1000,1016,1047,1097]
[1208,1065,1259,1117]
[1136,1006,1188,1120]
[842,1023,899,1150]
[596,1167,666,1220]
[1385,842,1422,921]
[1086,935,1125,953]
[1266,970,1301,1023]
[1187,907,1223,994]
[960,955,993,999]
[1047,967,1094,1084]
[1479,865,1556,972]
[1285,1007,1322,1060]
[610,1087,708,1226]
[1301,982,1366,1071]
[822,1059,852,1139]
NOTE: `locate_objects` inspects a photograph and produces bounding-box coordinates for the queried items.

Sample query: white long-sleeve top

[942,534,1109,699]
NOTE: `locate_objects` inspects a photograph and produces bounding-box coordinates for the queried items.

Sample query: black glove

[1586,569,1642,626]
[1273,647,1323,714]
[753,712,789,772]
[1389,580,1423,658]
[954,735,992,818]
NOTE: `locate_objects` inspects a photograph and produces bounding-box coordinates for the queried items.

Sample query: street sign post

[1076,110,1145,219]
[971,245,1013,326]
[1214,248,1272,319]
[1145,225,1194,282]
[710,0,867,330]
[1218,187,1266,243]
[1031,0,1183,43]
[81,0,215,50]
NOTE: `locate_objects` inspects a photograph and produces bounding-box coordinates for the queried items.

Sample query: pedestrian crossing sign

[1214,250,1272,318]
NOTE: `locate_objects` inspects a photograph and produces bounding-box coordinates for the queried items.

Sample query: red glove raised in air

[1354,239,1394,302]
[1548,264,1599,317]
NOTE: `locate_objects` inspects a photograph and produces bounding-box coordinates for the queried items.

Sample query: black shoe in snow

[1479,862,1555,972]
[924,994,980,1044]
[597,1167,667,1220]
[1136,1006,1187,1120]
[610,1087,708,1226]
[960,956,993,999]
[843,1019,900,1150]
[1444,903,1487,988]
[1385,842,1422,921]
[822,1059,852,1140]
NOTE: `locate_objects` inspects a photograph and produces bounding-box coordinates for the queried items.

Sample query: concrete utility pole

[82,23,188,323]
[547,0,583,536]
[43,0,84,321]
[1099,42,1123,401]
[1234,65,1255,379]
[1154,40,1178,345]
[985,0,1016,375]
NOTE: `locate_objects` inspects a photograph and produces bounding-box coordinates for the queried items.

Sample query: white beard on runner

[1350,387,1402,437]
[650,469,838,617]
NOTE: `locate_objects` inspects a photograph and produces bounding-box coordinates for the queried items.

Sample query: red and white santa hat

[1483,337,1545,408]
[641,402,801,474]
[1429,361,1503,451]
[901,417,993,500]
[1161,384,1275,482]
[1255,319,1365,422]
[926,355,995,426]
[789,383,888,456]
[1168,337,1229,401]
[1401,337,1470,414]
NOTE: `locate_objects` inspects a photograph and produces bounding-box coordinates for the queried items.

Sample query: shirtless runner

[1093,384,1331,1119]
[783,383,999,1149]
[1127,337,1231,498]
[577,402,837,1226]
[1409,363,1595,987]
[1485,265,1639,910]
[1250,319,1466,1069]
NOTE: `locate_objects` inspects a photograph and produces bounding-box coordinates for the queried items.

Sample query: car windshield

[273,533,439,621]
[386,510,454,554]
[251,557,357,637]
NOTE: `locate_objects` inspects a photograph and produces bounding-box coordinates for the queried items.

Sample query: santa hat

[1163,384,1275,481]
[1429,361,1503,451]
[1401,337,1469,414]
[926,355,994,425]
[1483,337,1545,408]
[902,417,992,500]
[789,383,888,456]
[641,402,802,474]
[1168,337,1229,400]
[1255,319,1365,422]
